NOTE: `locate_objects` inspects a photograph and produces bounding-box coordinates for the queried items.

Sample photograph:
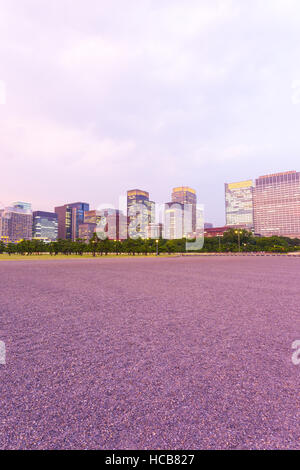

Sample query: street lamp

[156,239,159,256]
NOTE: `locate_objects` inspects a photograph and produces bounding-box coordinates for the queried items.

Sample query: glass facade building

[253,171,300,238]
[163,202,185,239]
[32,211,58,242]
[84,209,127,240]
[127,190,154,239]
[78,222,97,242]
[13,201,32,212]
[84,210,103,226]
[163,201,202,240]
[147,223,163,239]
[69,202,89,240]
[225,180,254,229]
[55,202,89,240]
[171,187,197,233]
[0,203,33,243]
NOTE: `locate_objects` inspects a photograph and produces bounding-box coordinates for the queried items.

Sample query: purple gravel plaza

[0,257,299,450]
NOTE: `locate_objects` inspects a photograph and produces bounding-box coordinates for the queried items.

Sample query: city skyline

[1,167,299,226]
[2,1,300,226]
[1,167,300,229]
[3,168,300,242]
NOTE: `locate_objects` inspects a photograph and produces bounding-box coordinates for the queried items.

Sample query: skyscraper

[54,205,72,240]
[69,202,89,240]
[127,190,154,239]
[0,203,33,243]
[84,210,102,226]
[253,171,300,238]
[55,202,89,240]
[147,223,163,239]
[78,222,97,242]
[84,208,127,240]
[13,201,32,212]
[32,211,58,242]
[225,180,254,229]
[171,187,197,233]
[163,202,184,239]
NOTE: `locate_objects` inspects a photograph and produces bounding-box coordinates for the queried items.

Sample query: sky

[1,0,300,225]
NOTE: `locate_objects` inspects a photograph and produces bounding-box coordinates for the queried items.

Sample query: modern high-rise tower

[83,208,127,240]
[171,186,197,206]
[0,202,33,243]
[225,180,254,229]
[55,202,89,240]
[253,171,300,238]
[163,202,185,239]
[127,189,155,239]
[32,211,58,242]
[171,186,197,234]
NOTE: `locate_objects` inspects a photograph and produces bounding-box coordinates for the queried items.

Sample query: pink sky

[1,0,300,225]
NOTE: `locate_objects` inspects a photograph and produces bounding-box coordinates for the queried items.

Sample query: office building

[147,223,163,239]
[204,226,229,238]
[164,186,199,239]
[13,201,32,212]
[171,187,197,233]
[127,190,155,239]
[55,202,89,240]
[253,171,300,238]
[78,222,97,242]
[204,225,247,238]
[163,202,184,239]
[84,210,102,226]
[32,211,58,242]
[85,208,127,240]
[225,180,254,229]
[0,203,33,243]
[54,205,72,240]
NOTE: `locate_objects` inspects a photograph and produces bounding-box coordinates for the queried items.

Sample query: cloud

[0,112,136,209]
[1,0,300,224]
[0,80,6,105]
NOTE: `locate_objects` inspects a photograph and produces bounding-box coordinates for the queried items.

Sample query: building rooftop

[127,189,149,197]
[258,171,296,179]
[172,186,196,194]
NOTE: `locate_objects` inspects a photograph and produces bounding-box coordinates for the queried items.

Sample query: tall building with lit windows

[163,202,184,239]
[171,187,197,233]
[13,201,32,212]
[225,180,254,229]
[78,222,97,242]
[253,171,300,238]
[127,189,154,239]
[55,202,89,240]
[32,211,58,242]
[84,209,127,240]
[0,202,33,243]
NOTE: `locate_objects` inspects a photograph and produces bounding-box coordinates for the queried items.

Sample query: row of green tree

[1,229,300,255]
[203,229,300,253]
[0,234,185,256]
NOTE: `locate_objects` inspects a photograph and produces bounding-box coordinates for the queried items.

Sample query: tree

[102,238,111,255]
[6,243,16,255]
[75,238,85,256]
[89,232,99,257]
[165,240,175,255]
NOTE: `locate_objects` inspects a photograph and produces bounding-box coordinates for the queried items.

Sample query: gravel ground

[0,257,299,450]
